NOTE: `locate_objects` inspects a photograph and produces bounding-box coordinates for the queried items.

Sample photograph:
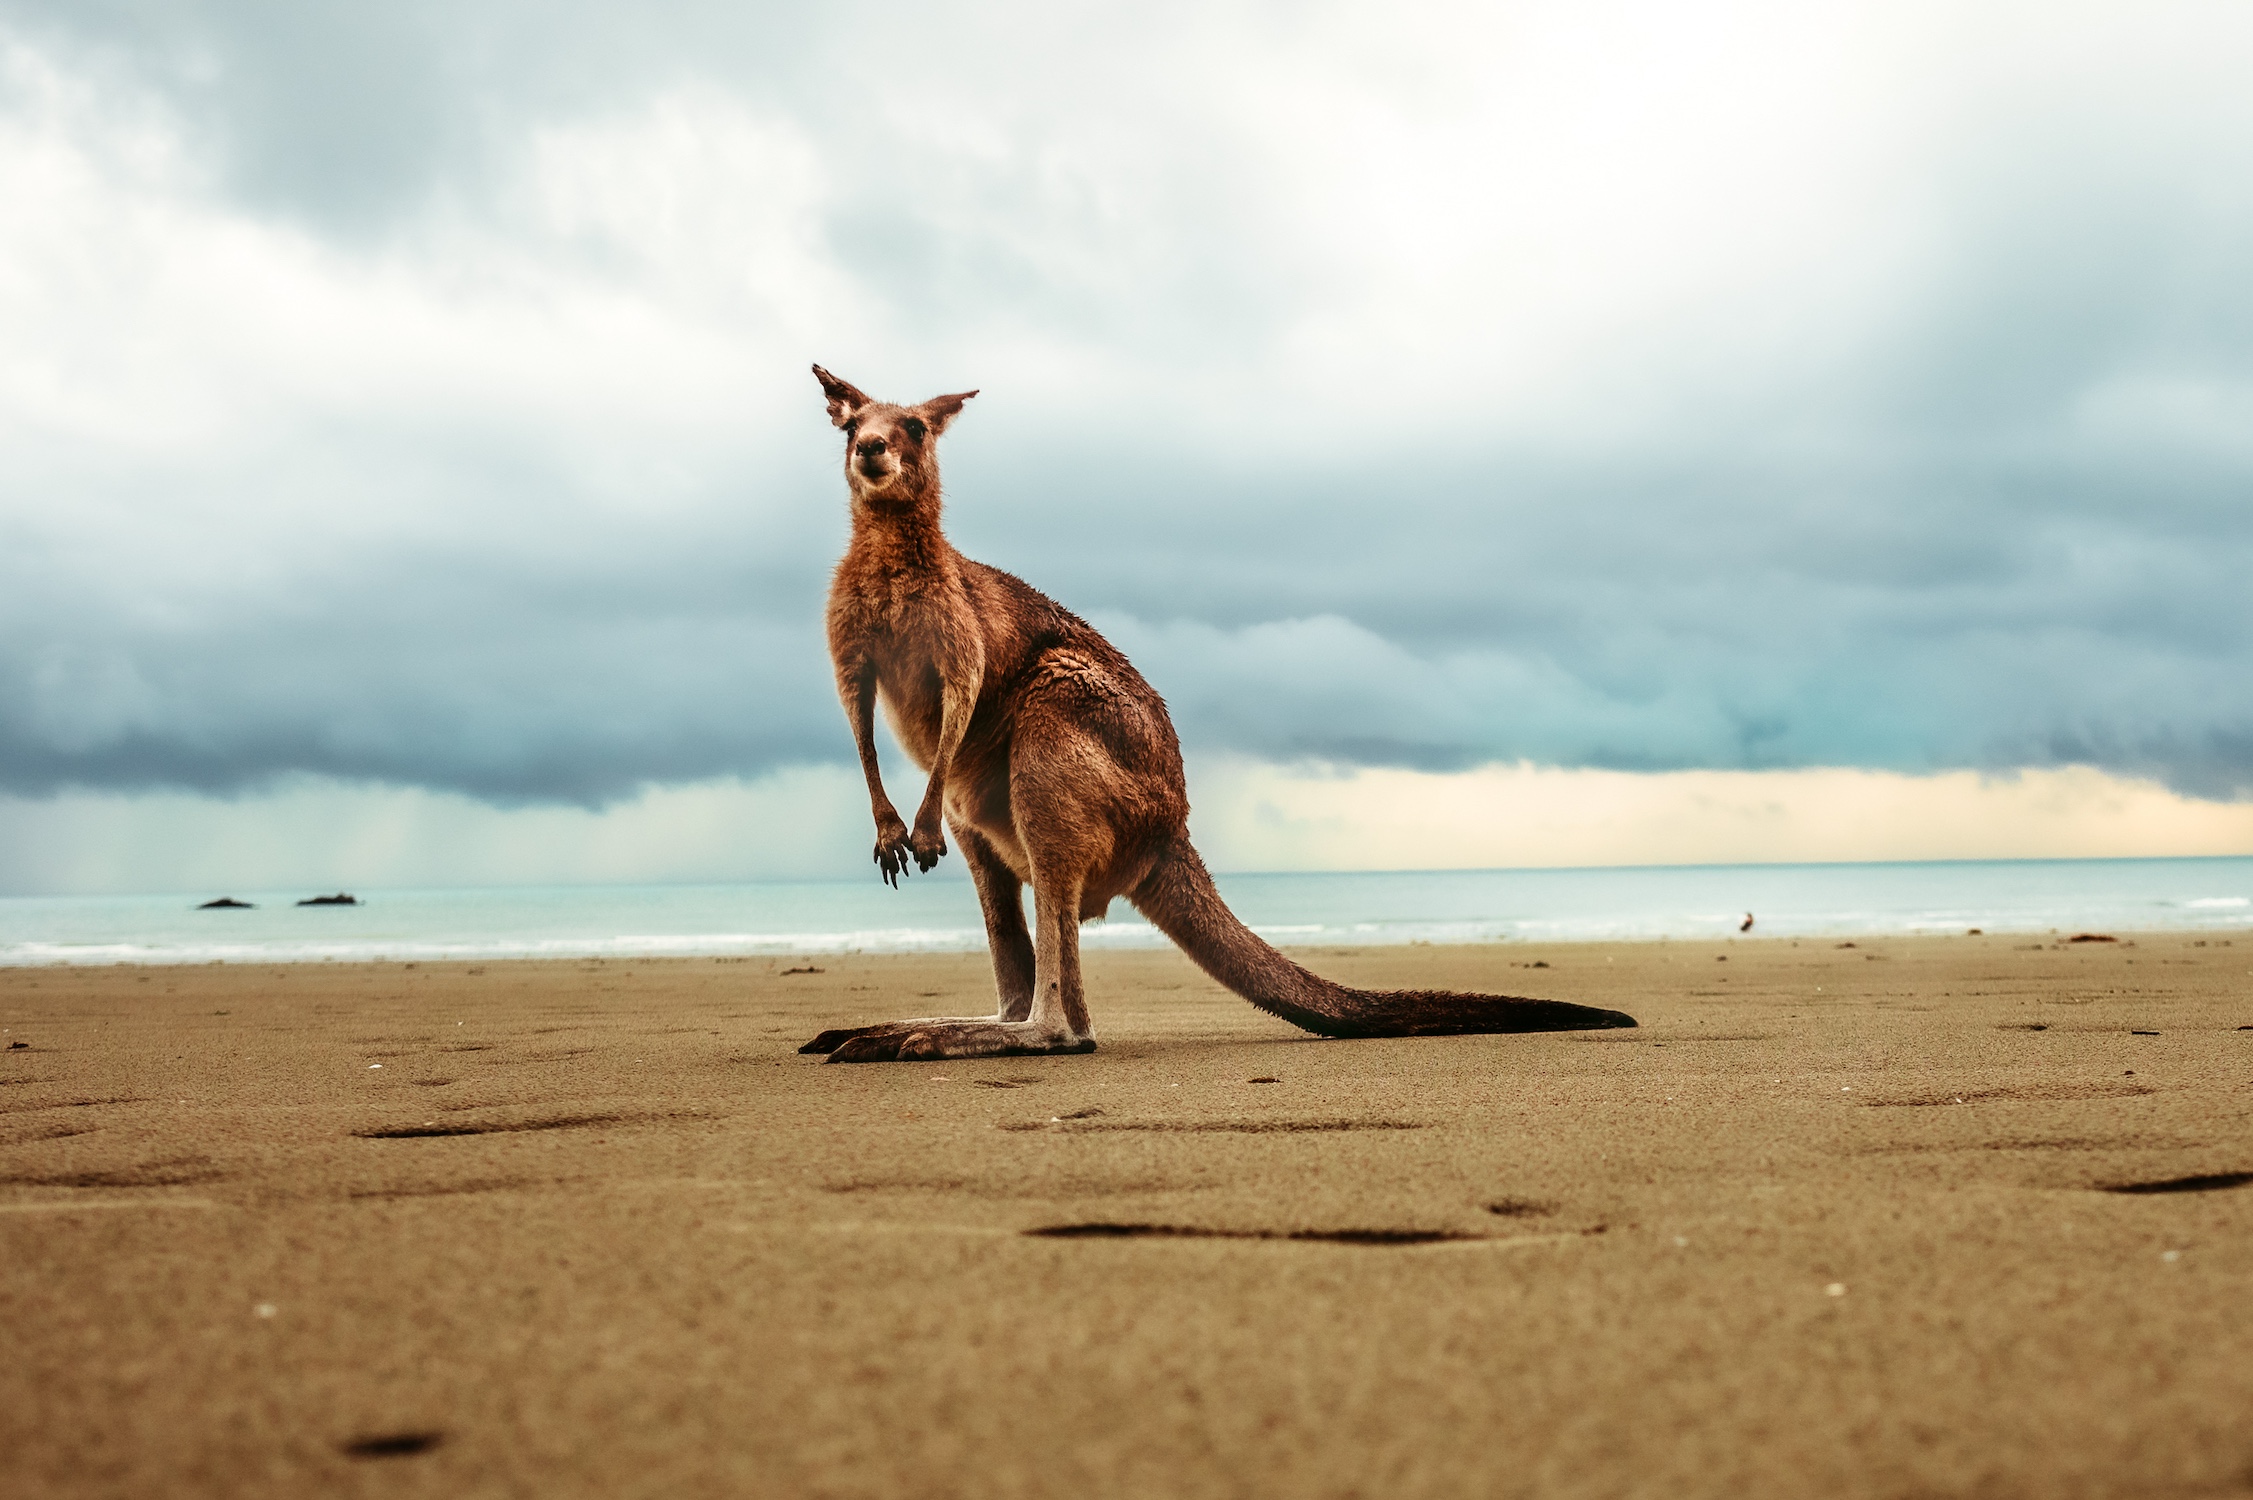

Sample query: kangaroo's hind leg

[820,856,1095,1062]
[797,823,1037,1057]
[960,823,1036,1022]
[820,729,1106,1062]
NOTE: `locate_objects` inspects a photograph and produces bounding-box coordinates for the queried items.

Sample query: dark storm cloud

[977,433,2253,796]
[0,496,843,804]
[3,1,2250,805]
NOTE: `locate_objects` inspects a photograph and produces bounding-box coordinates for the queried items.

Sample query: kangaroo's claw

[874,833,914,887]
[828,1030,910,1063]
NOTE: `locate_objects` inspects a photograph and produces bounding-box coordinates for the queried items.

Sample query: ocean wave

[0,927,1011,966]
[7,860,2251,966]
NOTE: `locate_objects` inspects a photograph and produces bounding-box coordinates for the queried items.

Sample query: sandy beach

[3,933,2249,1498]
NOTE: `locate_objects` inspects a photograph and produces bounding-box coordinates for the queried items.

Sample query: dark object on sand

[1740,912,1754,932]
[2067,933,2117,943]
[198,897,253,910]
[2104,1171,2253,1196]
[340,1431,444,1459]
[297,893,360,907]
[7,1040,26,1049]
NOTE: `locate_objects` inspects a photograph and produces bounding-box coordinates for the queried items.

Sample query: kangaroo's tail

[1129,839,1637,1036]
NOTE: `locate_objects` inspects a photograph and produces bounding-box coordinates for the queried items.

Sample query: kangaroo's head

[812,365,977,510]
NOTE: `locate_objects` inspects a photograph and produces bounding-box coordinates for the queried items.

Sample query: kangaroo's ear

[918,389,978,436]
[812,364,872,428]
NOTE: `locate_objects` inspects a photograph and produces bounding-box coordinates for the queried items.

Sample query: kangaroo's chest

[836,588,948,763]
[831,530,990,771]
[848,561,926,626]
[873,650,944,750]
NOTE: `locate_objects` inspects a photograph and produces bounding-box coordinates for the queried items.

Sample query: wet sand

[3,932,2250,1499]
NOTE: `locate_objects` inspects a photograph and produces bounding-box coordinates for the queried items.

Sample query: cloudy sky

[3,0,2250,894]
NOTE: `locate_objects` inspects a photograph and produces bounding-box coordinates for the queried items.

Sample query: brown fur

[800,366,1636,1062]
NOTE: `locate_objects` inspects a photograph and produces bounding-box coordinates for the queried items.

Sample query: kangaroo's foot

[824,1020,1097,1064]
[799,1015,997,1055]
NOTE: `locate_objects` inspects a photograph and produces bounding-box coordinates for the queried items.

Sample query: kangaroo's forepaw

[873,831,913,887]
[909,825,948,873]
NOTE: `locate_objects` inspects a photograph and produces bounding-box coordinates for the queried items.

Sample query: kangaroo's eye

[843,417,860,436]
[902,416,927,443]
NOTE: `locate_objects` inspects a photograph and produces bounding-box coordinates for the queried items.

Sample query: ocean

[1,857,2248,966]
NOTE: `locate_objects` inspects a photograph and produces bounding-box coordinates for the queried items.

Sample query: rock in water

[198,897,254,910]
[296,893,360,907]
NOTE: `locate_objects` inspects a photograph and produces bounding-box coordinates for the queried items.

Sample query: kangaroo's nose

[856,437,887,458]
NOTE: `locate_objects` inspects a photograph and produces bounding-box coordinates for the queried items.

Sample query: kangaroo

[801,366,1637,1062]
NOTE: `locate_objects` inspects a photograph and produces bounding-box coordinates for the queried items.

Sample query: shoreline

[5,935,2249,1497]
[8,857,2250,969]
[4,921,2249,971]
